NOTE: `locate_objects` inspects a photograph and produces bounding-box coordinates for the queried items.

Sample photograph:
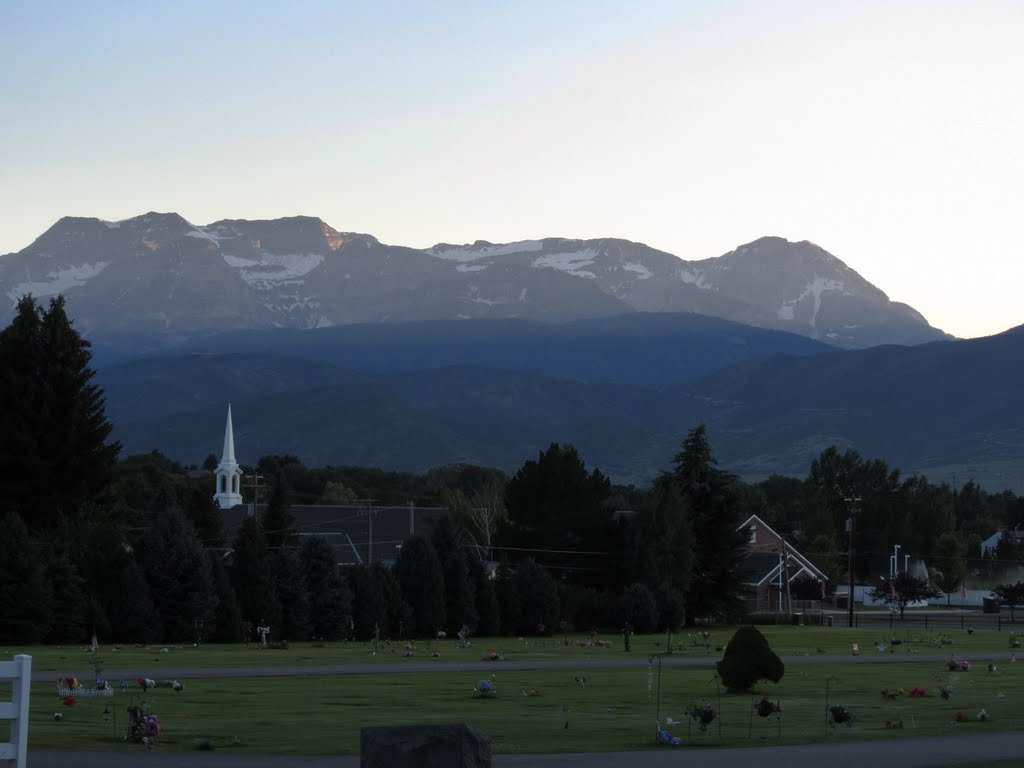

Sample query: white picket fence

[0,655,31,768]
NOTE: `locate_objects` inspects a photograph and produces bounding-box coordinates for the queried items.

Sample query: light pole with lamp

[845,497,861,628]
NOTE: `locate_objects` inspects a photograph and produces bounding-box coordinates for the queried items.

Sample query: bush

[716,626,785,693]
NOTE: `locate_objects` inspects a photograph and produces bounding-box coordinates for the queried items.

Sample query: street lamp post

[845,497,861,628]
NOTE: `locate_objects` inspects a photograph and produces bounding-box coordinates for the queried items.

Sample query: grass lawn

[4,623,1020,673]
[5,625,1024,755]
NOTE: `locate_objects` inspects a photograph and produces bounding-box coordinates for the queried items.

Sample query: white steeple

[214,404,243,509]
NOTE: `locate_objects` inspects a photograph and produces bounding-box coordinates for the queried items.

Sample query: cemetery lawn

[9,626,1024,755]
[5,623,1020,672]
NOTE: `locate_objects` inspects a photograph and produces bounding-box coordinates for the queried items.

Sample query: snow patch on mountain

[532,248,599,278]
[186,228,229,244]
[429,240,543,262]
[622,262,653,279]
[223,253,324,288]
[777,277,849,326]
[679,269,712,290]
[8,262,110,302]
[457,264,488,273]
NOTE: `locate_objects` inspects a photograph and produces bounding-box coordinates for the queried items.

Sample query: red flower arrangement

[62,695,77,707]
[907,686,928,697]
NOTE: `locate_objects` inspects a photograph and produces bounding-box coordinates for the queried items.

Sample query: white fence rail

[0,654,31,768]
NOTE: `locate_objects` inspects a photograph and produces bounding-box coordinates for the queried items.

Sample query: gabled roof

[737,513,828,585]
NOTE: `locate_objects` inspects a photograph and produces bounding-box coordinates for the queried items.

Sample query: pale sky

[2,1,1021,339]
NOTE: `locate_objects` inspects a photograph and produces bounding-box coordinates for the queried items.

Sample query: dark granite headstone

[360,724,492,768]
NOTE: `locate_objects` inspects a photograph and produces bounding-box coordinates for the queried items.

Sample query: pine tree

[140,505,218,641]
[0,512,52,642]
[209,550,243,643]
[262,481,296,551]
[670,425,749,623]
[0,295,120,533]
[272,547,310,640]
[231,516,281,629]
[431,517,477,635]
[395,534,446,638]
[300,536,352,640]
[110,558,161,643]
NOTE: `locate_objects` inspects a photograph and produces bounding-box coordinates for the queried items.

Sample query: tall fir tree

[272,547,310,641]
[299,536,352,640]
[230,515,281,629]
[208,550,243,643]
[670,425,749,623]
[0,295,120,533]
[140,505,218,641]
[395,534,446,638]
[0,511,53,642]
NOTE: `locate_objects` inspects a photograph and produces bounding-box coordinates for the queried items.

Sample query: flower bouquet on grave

[137,677,156,692]
[755,696,781,718]
[124,702,160,745]
[656,728,681,745]
[688,699,716,731]
[473,676,497,698]
[828,705,854,727]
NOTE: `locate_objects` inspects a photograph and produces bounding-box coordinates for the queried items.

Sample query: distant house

[980,529,1024,558]
[737,514,829,613]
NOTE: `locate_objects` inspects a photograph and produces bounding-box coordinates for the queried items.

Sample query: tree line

[3,295,1024,644]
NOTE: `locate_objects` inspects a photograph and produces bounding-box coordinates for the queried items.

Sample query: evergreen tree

[933,533,965,606]
[300,536,352,640]
[431,517,477,634]
[495,567,522,636]
[110,559,161,643]
[670,425,749,623]
[43,549,90,644]
[513,558,560,635]
[0,295,120,533]
[231,515,281,629]
[272,547,310,641]
[262,481,296,551]
[473,569,501,637]
[615,583,658,633]
[347,563,385,641]
[140,505,218,641]
[371,562,404,639]
[208,550,243,643]
[395,534,446,638]
[630,477,693,597]
[0,512,52,642]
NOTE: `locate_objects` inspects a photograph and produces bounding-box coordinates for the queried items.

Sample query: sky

[2,0,1022,339]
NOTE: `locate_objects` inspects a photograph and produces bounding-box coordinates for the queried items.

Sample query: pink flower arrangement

[137,677,156,691]
[907,686,928,697]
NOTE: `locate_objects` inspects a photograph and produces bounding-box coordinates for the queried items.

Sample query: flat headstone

[360,724,491,768]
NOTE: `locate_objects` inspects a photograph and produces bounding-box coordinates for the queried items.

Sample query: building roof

[222,503,450,566]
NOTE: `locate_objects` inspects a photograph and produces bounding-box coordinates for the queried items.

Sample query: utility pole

[845,497,861,628]
[246,473,265,518]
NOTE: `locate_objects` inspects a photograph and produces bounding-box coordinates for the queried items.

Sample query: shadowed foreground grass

[19,649,1024,755]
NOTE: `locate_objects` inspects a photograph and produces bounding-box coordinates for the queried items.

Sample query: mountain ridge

[1,212,949,350]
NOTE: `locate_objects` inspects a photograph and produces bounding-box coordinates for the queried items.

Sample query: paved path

[36,651,1014,685]
[27,732,1024,767]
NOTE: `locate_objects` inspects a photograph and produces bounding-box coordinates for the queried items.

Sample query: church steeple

[214,404,243,509]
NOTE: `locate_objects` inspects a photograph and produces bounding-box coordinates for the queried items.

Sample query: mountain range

[4,212,1019,490]
[0,212,947,354]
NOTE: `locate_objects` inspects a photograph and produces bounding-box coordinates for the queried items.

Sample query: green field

[5,626,1024,755]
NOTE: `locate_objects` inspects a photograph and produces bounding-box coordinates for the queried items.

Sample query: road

[27,732,1024,768]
